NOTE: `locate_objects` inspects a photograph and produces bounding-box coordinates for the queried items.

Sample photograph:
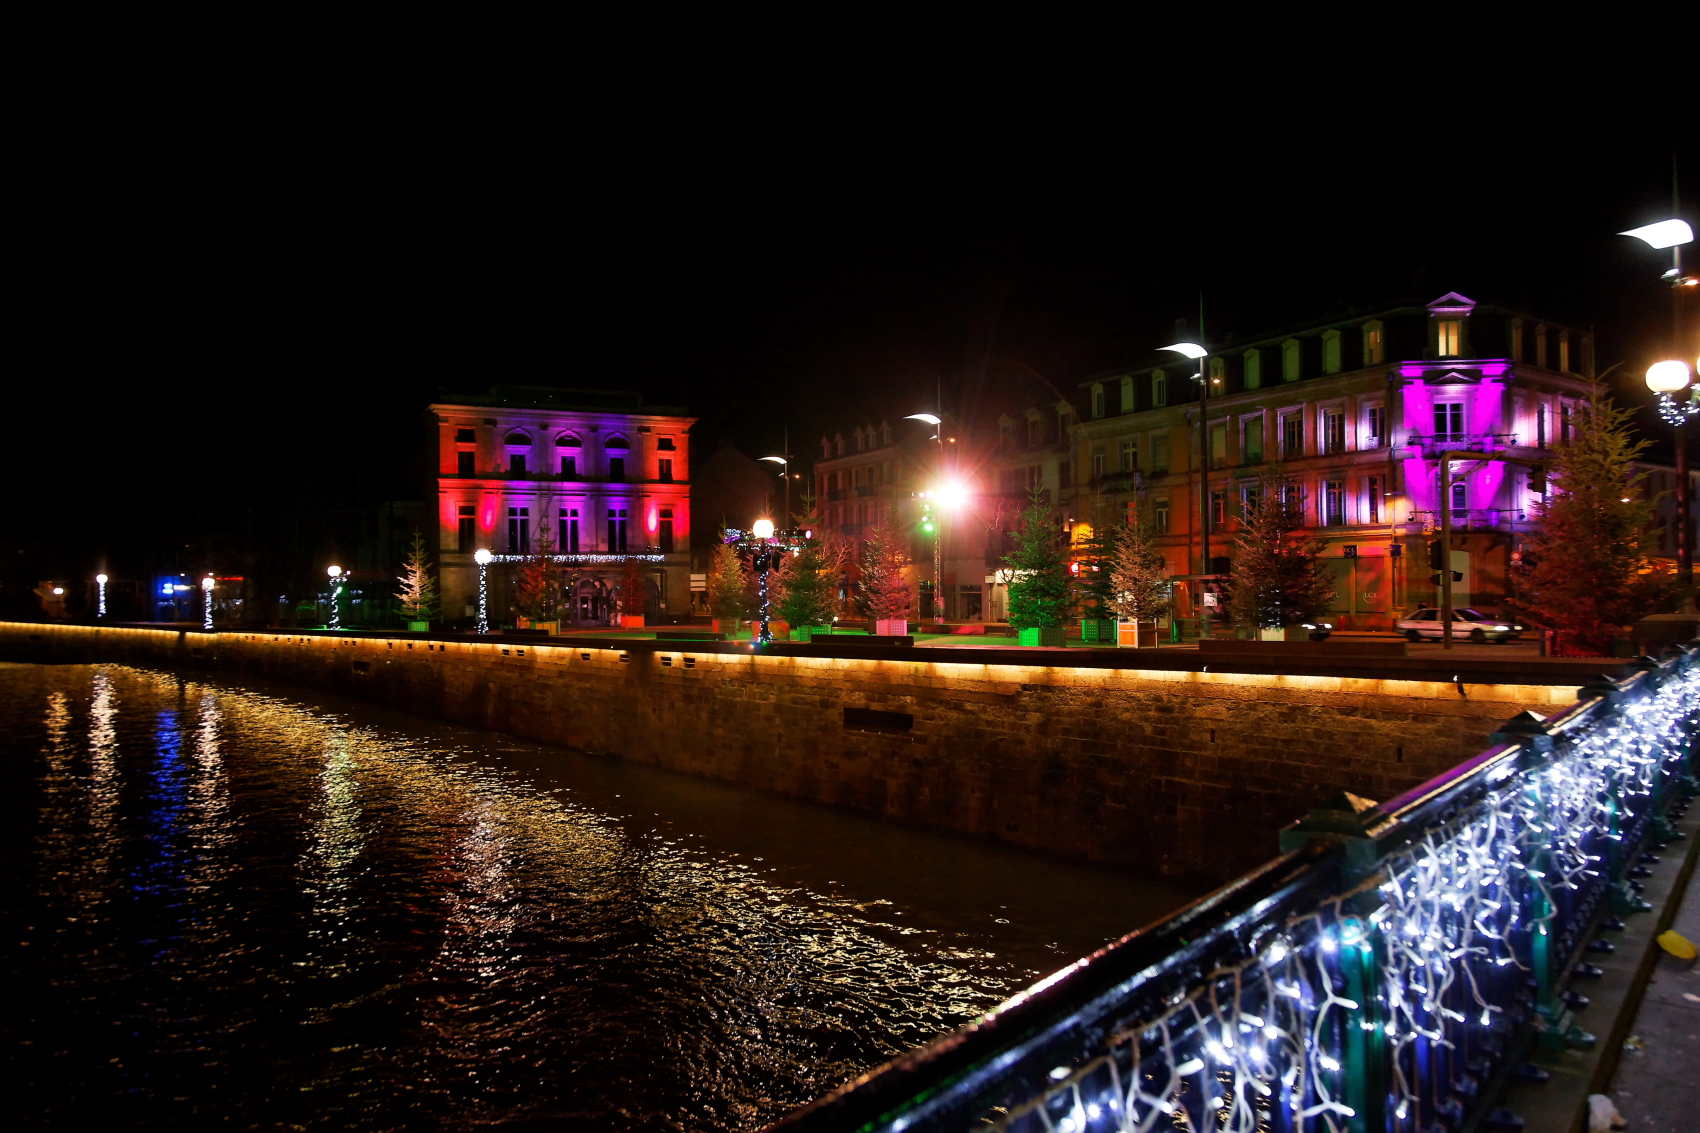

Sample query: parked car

[1396,608,1525,644]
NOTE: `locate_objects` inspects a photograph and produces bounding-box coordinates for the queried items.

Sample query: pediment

[1428,291,1477,315]
[1427,369,1481,386]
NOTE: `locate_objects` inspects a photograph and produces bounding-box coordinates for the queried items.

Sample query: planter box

[408,621,431,633]
[794,625,832,642]
[874,619,908,637]
[534,620,561,636]
[1018,626,1065,647]
[621,615,645,629]
[1118,620,1158,648]
[1080,618,1116,644]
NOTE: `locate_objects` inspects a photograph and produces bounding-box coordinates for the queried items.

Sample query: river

[0,663,1200,1131]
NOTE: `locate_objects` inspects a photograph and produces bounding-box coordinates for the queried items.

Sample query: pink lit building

[429,387,694,626]
[1069,292,1610,631]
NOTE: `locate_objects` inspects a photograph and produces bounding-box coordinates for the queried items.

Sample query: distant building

[429,386,694,626]
[1068,292,1605,630]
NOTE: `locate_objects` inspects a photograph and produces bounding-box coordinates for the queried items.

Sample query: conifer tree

[513,520,561,621]
[1517,393,1673,653]
[1002,491,1071,629]
[860,524,912,622]
[1107,512,1172,624]
[706,534,752,627]
[618,555,649,619]
[774,499,836,628]
[1227,467,1334,632]
[396,532,439,623]
[1074,523,1120,621]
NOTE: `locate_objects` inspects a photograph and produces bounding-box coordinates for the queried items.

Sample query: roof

[433,385,691,417]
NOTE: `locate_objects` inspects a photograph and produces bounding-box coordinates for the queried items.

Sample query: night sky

[10,96,1695,590]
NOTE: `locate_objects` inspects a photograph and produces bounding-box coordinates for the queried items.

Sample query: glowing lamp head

[1160,341,1208,359]
[937,482,968,508]
[751,518,775,540]
[201,576,215,591]
[1619,219,1694,250]
[758,455,787,465]
[904,413,942,426]
[1646,359,1692,393]
[96,573,108,584]
[473,549,493,566]
[326,565,342,579]
[52,587,65,596]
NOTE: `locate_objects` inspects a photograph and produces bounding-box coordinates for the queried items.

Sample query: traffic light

[920,501,935,534]
[1429,572,1464,585]
[1428,541,1444,569]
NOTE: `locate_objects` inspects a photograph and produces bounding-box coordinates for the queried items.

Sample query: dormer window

[1362,321,1384,365]
[1436,319,1462,357]
[1090,384,1106,419]
[1321,330,1342,375]
[1120,376,1135,411]
[1243,350,1261,389]
[1152,369,1167,407]
[1282,339,1300,381]
[1027,415,1042,446]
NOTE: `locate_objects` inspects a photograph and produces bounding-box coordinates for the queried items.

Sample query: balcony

[827,488,847,502]
[1404,433,1519,457]
[854,484,879,498]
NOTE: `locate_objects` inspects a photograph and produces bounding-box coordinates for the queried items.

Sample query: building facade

[1069,292,1604,631]
[429,387,694,626]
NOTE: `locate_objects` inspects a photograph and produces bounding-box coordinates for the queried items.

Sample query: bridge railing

[772,644,1699,1133]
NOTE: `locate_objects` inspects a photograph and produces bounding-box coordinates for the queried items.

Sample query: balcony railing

[1405,432,1520,456]
[827,488,847,502]
[774,645,1700,1133]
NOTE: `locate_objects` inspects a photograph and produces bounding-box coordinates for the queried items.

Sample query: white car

[1397,608,1525,644]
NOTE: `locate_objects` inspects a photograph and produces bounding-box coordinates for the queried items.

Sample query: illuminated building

[430,387,694,626]
[1070,293,1604,631]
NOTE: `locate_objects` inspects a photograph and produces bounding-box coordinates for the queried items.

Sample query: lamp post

[904,412,945,622]
[1646,360,1696,586]
[1622,208,1696,589]
[326,565,343,630]
[759,455,791,525]
[1161,340,1211,639]
[95,573,107,618]
[473,549,492,634]
[201,575,215,631]
[750,517,776,644]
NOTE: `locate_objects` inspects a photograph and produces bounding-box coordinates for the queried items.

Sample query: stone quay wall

[1,623,1591,883]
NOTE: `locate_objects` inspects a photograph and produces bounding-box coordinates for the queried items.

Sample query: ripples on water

[0,664,1198,1131]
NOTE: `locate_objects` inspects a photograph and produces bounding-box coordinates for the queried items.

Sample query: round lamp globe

[1646,359,1692,393]
[473,549,493,566]
[751,518,776,540]
[96,573,108,584]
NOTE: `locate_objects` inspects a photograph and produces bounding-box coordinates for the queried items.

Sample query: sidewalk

[1606,862,1699,1131]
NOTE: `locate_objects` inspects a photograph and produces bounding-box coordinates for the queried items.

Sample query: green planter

[1080,618,1116,643]
[408,620,431,633]
[794,625,832,642]
[1018,626,1065,647]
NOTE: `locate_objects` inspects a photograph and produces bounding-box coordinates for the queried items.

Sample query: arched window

[605,434,630,450]
[556,432,582,448]
[504,431,531,446]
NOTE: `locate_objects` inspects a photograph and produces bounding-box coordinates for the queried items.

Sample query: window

[609,456,625,480]
[1561,404,1572,444]
[1211,490,1226,527]
[607,508,628,553]
[1150,433,1171,473]
[1363,321,1384,365]
[504,431,529,446]
[1509,317,1524,361]
[1537,404,1548,448]
[1242,484,1262,514]
[1244,419,1264,464]
[659,507,675,553]
[606,435,630,451]
[1282,340,1301,382]
[1059,460,1073,489]
[1209,357,1225,388]
[1434,403,1464,442]
[1282,413,1303,457]
[1092,448,1106,477]
[1243,349,1261,390]
[509,453,527,473]
[1322,410,1345,454]
[1536,325,1548,368]
[1152,369,1167,407]
[557,432,581,448]
[1450,481,1467,521]
[658,458,674,482]
[1366,476,1382,523]
[1436,319,1461,357]
[1367,405,1386,447]
[561,508,580,553]
[1120,376,1134,412]
[1120,439,1137,472]
[457,450,475,476]
[457,505,476,551]
[1210,424,1227,468]
[455,428,475,443]
[1321,331,1342,375]
[1091,385,1106,418]
[1558,331,1571,373]
[507,507,530,553]
[1321,481,1344,527]
[657,436,676,451]
[1153,499,1170,534]
[1027,416,1042,445]
[561,455,577,477]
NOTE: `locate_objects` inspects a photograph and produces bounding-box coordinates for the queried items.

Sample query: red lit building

[429,387,694,626]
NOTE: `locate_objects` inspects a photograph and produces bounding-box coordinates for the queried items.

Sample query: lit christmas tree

[396,532,439,625]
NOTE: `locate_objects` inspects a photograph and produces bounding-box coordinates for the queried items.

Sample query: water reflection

[0,663,1200,1130]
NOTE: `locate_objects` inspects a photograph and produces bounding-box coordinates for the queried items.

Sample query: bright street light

[751,518,775,540]
[759,456,787,465]
[1159,341,1208,359]
[327,564,343,578]
[96,573,108,584]
[1646,359,1693,393]
[904,413,941,426]
[1619,219,1695,249]
[472,549,492,566]
[937,482,968,508]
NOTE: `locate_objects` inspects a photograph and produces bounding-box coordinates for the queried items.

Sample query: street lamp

[1161,340,1213,640]
[201,575,215,631]
[759,456,791,525]
[473,549,492,634]
[326,565,343,630]
[1646,360,1696,585]
[750,518,777,644]
[95,573,107,618]
[905,413,947,622]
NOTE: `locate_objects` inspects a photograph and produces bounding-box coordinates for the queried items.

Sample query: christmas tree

[513,519,562,621]
[1107,513,1172,624]
[1226,467,1333,632]
[1518,393,1673,653]
[859,524,912,622]
[706,534,752,628]
[618,555,649,619]
[396,532,438,623]
[1002,492,1071,629]
[1073,523,1119,622]
[774,501,835,629]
